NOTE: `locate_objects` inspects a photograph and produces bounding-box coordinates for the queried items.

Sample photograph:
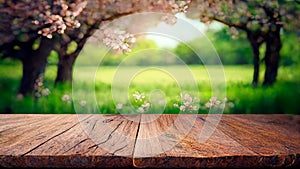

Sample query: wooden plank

[133,114,300,168]
[218,115,300,156]
[0,114,83,155]
[1,114,299,168]
[0,114,50,132]
[0,114,140,168]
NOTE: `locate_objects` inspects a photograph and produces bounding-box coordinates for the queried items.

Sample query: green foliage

[174,29,253,65]
[47,28,298,67]
[66,41,78,55]
[280,31,300,66]
[174,28,300,66]
[174,43,200,64]
[209,29,253,65]
[47,50,59,65]
[77,39,181,66]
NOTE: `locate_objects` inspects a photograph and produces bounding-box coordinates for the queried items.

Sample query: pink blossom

[116,103,123,109]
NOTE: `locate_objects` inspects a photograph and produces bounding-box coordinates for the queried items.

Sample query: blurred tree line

[187,0,300,86]
[174,28,300,66]
[79,28,299,67]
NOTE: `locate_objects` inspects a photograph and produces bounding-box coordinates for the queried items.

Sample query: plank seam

[131,114,141,163]
[21,115,92,156]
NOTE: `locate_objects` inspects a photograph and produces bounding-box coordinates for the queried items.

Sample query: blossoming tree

[0,0,88,95]
[0,0,187,96]
[186,0,300,86]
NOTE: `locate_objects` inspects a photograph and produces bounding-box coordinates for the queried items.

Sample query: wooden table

[0,114,299,168]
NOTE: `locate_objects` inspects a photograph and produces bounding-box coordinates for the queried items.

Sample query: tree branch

[212,17,248,31]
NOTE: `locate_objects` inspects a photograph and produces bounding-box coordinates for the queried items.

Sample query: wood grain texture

[0,114,140,168]
[0,114,299,168]
[133,114,300,168]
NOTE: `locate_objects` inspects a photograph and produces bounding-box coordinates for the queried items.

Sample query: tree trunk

[55,54,76,83]
[55,28,96,84]
[247,32,264,87]
[249,36,259,86]
[252,49,260,87]
[19,37,55,96]
[263,28,282,86]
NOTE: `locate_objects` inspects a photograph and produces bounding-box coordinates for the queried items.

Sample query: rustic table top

[0,114,299,168]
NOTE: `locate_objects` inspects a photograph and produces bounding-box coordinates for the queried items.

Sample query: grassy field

[0,60,299,114]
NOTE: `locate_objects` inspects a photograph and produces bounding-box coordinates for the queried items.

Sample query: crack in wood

[112,145,128,155]
[0,114,299,168]
[21,115,92,156]
[0,117,59,144]
[197,117,206,122]
[91,119,99,132]
[132,114,141,158]
[88,121,124,149]
[62,138,89,154]
[85,144,98,154]
[21,123,79,156]
[102,119,113,123]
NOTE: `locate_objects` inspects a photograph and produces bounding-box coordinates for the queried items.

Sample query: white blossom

[161,15,177,25]
[205,102,212,108]
[62,94,71,103]
[101,25,136,53]
[205,97,231,110]
[137,107,144,113]
[132,92,145,102]
[174,93,199,113]
[116,103,123,109]
[41,88,50,96]
[80,100,87,107]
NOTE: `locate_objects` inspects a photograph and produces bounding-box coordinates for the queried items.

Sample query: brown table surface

[0,114,299,168]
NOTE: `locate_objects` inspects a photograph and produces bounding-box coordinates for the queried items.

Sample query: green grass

[0,60,299,114]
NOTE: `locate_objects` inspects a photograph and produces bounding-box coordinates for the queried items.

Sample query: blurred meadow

[1,58,299,114]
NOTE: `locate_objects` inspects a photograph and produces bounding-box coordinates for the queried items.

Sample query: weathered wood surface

[0,114,299,168]
[0,114,140,168]
[133,114,300,168]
